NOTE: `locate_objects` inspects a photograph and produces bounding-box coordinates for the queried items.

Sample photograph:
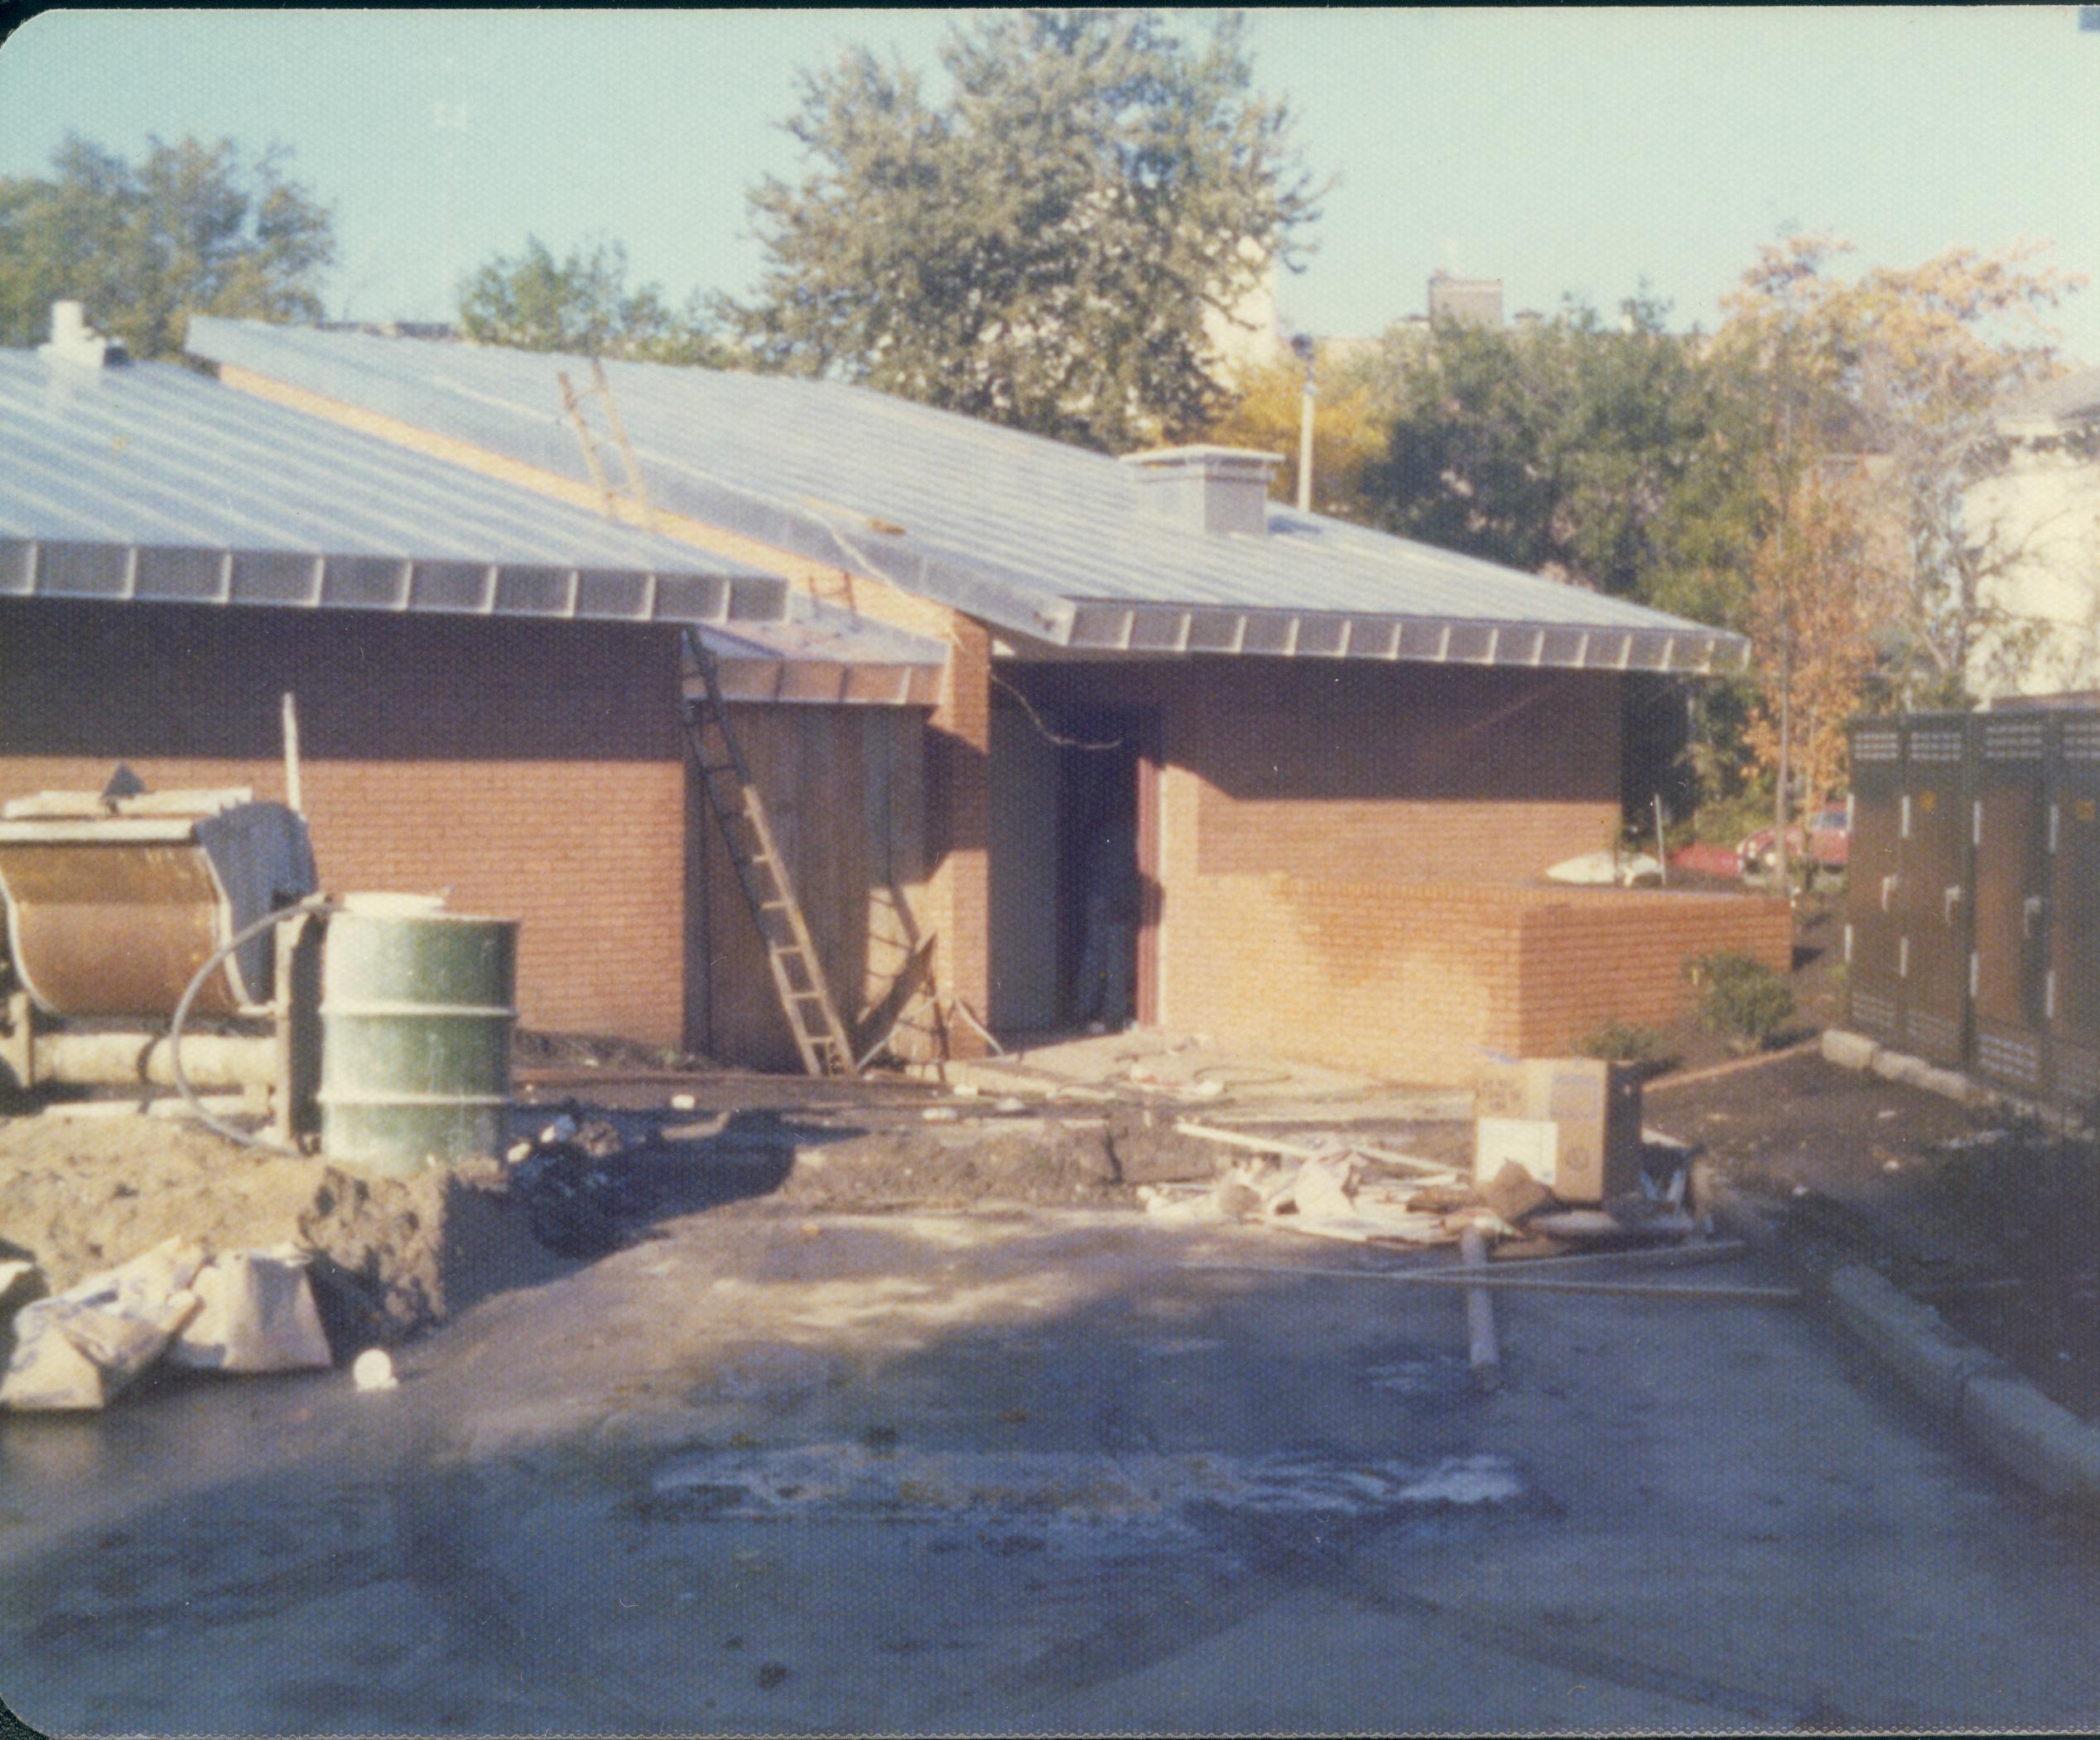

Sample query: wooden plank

[1174,1119,1455,1179]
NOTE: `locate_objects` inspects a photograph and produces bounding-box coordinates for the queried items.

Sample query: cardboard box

[1473,1059,1643,1203]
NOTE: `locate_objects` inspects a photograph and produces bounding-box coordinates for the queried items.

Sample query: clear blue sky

[4,7,2097,359]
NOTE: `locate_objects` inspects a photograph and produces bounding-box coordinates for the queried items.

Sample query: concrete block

[1958,1370,2100,1506]
[1821,1029,1881,1072]
[1824,1264,1998,1415]
[1914,1065,1988,1107]
[1870,1048,1925,1086]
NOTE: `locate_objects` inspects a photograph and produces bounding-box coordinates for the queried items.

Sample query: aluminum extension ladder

[680,629,856,1077]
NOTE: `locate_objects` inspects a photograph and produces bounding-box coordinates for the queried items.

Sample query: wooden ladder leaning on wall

[557,360,857,1077]
[680,630,856,1077]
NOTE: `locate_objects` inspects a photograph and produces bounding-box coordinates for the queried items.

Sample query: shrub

[1687,952,1796,1052]
[1576,1019,1664,1064]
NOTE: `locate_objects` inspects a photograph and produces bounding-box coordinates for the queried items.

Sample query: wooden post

[273,909,324,1148]
[282,691,304,815]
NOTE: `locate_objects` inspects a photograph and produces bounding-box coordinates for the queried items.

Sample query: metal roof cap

[1120,446,1282,537]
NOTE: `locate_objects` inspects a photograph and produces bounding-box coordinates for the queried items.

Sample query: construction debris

[1139,1150,1457,1245]
[1153,1113,1706,1260]
[0,1238,205,1410]
[167,1247,332,1374]
[0,1259,40,1316]
[0,1237,339,1408]
[1474,1059,1645,1203]
[1175,1121,1457,1179]
[1479,1159,1558,1225]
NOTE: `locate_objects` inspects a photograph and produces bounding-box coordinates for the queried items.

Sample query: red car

[1738,802,1850,879]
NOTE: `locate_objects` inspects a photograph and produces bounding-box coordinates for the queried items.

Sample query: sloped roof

[188,317,1751,676]
[1996,366,2100,441]
[0,347,788,629]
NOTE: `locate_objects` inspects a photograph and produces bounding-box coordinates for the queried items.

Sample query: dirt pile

[733,1117,1127,1212]
[0,1116,565,1354]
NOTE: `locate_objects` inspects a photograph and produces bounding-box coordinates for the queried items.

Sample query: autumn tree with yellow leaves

[1741,464,1891,828]
[1714,234,2082,883]
[1202,343,1392,519]
[1717,234,2083,704]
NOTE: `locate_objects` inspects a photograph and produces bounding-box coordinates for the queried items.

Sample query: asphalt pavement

[6,1205,2100,1735]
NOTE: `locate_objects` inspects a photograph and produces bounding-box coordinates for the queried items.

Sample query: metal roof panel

[185,318,1751,670]
[0,349,788,627]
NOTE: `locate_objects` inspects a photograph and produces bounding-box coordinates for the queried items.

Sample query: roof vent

[40,301,128,370]
[1120,445,1280,537]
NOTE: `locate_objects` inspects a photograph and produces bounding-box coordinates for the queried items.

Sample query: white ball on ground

[352,1347,397,1392]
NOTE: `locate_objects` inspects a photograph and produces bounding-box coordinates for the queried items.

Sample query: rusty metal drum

[316,899,518,1176]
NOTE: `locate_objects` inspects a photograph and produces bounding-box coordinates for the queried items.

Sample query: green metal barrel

[316,904,518,1176]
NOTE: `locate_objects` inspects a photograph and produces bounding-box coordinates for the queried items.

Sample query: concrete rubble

[1139,1117,1704,1258]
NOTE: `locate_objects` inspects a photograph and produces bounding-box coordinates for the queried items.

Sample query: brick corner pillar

[924,613,995,1057]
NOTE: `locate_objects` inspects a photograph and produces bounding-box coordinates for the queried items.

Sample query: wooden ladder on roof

[556,360,856,1077]
[680,628,857,1077]
[560,357,656,528]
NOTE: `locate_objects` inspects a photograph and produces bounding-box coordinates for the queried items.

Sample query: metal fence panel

[1895,716,1972,1067]
[1971,713,2051,1095]
[1848,706,2100,1111]
[2052,716,2100,1106]
[1846,721,1905,1046]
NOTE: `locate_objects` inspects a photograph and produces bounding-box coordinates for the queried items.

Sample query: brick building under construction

[0,310,1789,1083]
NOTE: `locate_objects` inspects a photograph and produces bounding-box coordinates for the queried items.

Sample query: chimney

[1120,446,1281,537]
[39,301,128,370]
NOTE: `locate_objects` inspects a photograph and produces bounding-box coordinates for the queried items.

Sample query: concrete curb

[1820,1028,1999,1110]
[1693,1159,2100,1513]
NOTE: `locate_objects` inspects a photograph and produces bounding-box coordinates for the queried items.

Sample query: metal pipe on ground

[1461,1225,1501,1390]
[1191,1263,1801,1303]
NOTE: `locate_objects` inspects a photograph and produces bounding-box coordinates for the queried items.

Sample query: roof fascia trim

[0,537,786,627]
[1057,600,1751,673]
[691,660,942,707]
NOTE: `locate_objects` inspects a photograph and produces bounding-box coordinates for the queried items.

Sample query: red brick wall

[994,657,1789,1081]
[0,600,690,1046]
[1169,878,1792,1083]
[1510,892,1794,1056]
[1181,663,1621,880]
[1012,658,1623,885]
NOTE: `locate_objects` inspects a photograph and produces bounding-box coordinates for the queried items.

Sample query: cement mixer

[0,774,517,1177]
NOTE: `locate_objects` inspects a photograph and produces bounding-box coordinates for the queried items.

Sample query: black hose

[168,897,337,1152]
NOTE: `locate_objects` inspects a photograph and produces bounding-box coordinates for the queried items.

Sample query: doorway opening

[985,700,1158,1037]
[1055,711,1141,1030]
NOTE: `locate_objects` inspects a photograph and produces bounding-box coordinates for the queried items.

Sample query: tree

[1715,234,2084,706]
[456,236,726,365]
[722,9,1322,452]
[0,133,335,359]
[1361,296,1724,603]
[1201,342,1392,520]
[1741,463,1892,841]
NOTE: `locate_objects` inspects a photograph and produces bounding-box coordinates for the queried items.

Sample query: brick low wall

[1509,889,1794,1057]
[1167,877,1793,1085]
